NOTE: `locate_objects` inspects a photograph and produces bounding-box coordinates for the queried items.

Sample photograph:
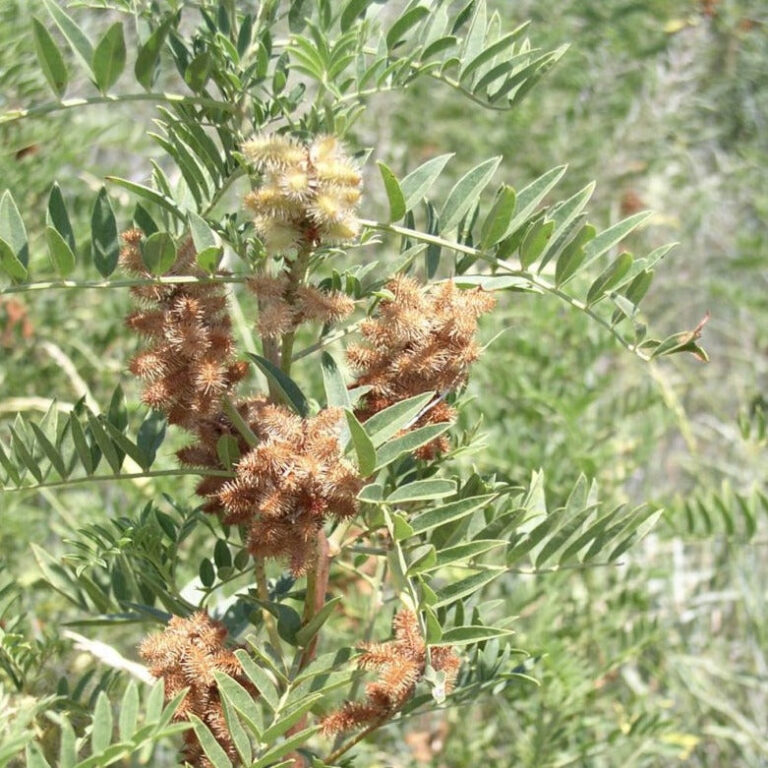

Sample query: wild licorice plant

[0,1,709,766]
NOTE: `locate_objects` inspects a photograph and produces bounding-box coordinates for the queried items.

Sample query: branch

[62,630,154,685]
[0,92,236,126]
[1,468,234,494]
[0,274,251,297]
[358,219,651,362]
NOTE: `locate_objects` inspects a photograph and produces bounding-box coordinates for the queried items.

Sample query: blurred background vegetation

[1,0,766,765]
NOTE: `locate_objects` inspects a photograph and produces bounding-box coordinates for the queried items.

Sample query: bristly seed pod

[321,609,460,735]
[139,612,258,768]
[242,133,362,254]
[348,276,495,458]
[120,230,247,433]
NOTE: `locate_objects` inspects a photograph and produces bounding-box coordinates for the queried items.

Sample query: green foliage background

[1,0,766,766]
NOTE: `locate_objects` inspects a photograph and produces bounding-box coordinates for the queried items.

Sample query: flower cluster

[321,609,460,735]
[348,276,495,456]
[248,274,354,339]
[180,399,362,575]
[139,612,256,767]
[121,230,248,431]
[243,134,362,253]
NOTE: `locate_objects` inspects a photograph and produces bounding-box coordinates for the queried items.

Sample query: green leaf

[196,246,223,273]
[220,694,251,766]
[10,426,42,482]
[144,679,166,724]
[185,51,213,92]
[199,558,215,587]
[133,202,158,236]
[47,183,76,252]
[216,435,240,471]
[91,691,113,754]
[425,606,443,643]
[406,543,436,574]
[235,649,279,710]
[247,354,309,416]
[189,211,218,251]
[92,22,126,92]
[400,154,453,212]
[44,227,74,277]
[503,165,567,242]
[42,0,94,75]
[410,495,495,535]
[251,726,321,768]
[519,219,554,269]
[214,539,232,569]
[0,190,29,269]
[59,719,77,768]
[648,326,709,362]
[295,596,342,646]
[106,176,186,222]
[321,352,351,409]
[539,182,595,270]
[460,23,529,82]
[288,0,310,32]
[190,715,233,768]
[554,223,595,286]
[214,671,263,738]
[459,0,487,67]
[69,415,95,474]
[375,422,452,469]
[358,483,383,503]
[262,695,323,743]
[86,414,122,473]
[481,185,516,249]
[430,539,507,570]
[0,237,28,282]
[362,392,434,447]
[432,570,499,608]
[29,421,67,477]
[344,410,376,476]
[440,156,501,233]
[0,441,22,486]
[586,251,634,305]
[340,0,371,31]
[90,187,119,277]
[135,16,172,90]
[31,17,68,97]
[137,410,166,468]
[576,210,653,277]
[386,6,430,49]
[25,744,51,768]
[387,479,457,503]
[118,681,139,740]
[376,161,406,222]
[433,625,514,646]
[392,511,415,541]
[141,232,177,276]
[102,421,151,471]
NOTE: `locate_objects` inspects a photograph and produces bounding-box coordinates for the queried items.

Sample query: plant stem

[0,274,251,297]
[202,167,247,216]
[291,319,363,361]
[254,558,283,656]
[222,395,259,448]
[330,558,387,751]
[1,468,234,494]
[0,92,236,126]
[324,718,390,765]
[279,247,312,375]
[359,218,652,362]
[298,531,330,670]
